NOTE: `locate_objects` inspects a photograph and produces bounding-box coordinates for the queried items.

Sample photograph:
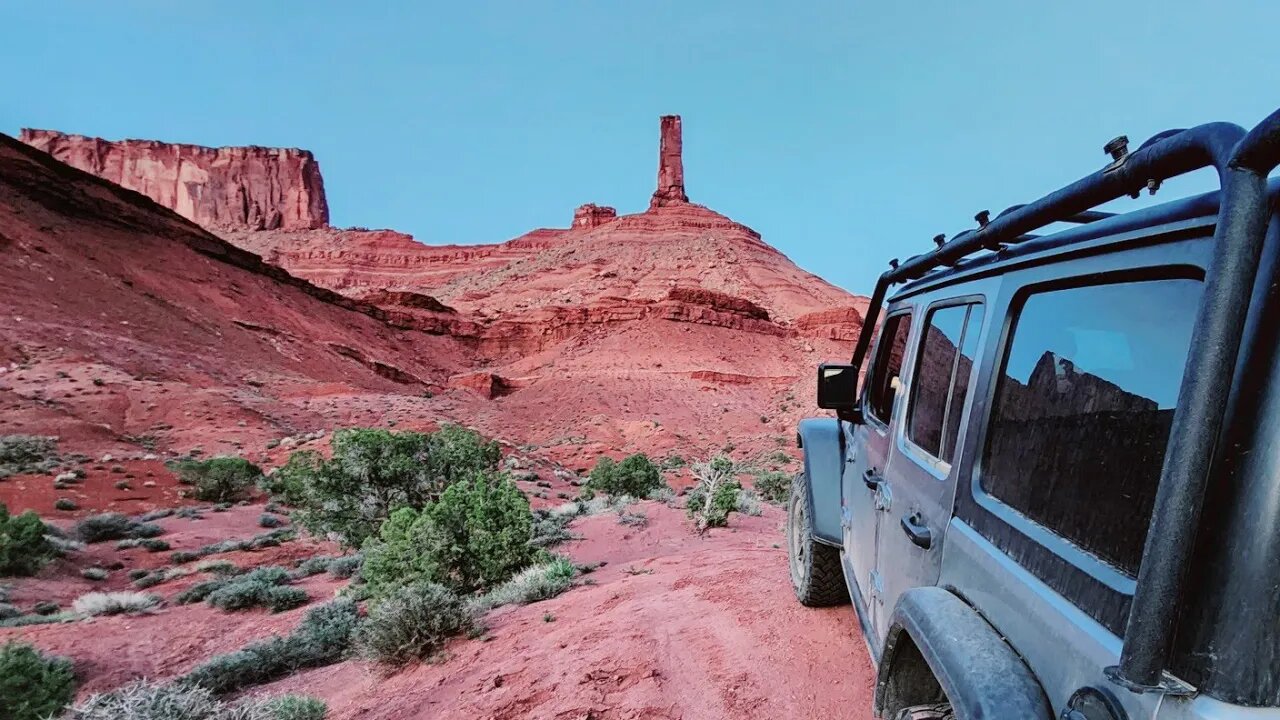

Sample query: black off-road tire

[787,471,849,607]
[892,703,954,720]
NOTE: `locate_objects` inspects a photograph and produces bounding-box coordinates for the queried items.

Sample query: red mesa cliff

[18,128,329,231]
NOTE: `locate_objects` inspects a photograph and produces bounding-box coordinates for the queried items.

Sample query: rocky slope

[0,132,464,463]
[19,129,328,231]
[17,117,868,469]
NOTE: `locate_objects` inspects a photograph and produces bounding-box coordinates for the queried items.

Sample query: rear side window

[908,303,984,463]
[980,278,1202,576]
[867,313,913,423]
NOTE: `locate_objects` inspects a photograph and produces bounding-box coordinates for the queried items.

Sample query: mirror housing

[817,363,860,421]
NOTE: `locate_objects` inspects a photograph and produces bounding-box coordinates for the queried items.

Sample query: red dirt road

[258,501,877,720]
[2,501,876,720]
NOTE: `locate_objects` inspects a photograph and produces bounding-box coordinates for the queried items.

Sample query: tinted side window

[981,278,1202,576]
[908,303,983,462]
[868,314,912,423]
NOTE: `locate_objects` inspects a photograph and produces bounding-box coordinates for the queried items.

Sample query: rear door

[873,296,986,642]
[842,309,912,637]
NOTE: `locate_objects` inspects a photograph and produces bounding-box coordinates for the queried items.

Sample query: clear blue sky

[3,1,1278,294]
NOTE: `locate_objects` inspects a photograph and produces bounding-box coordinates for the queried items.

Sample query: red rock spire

[649,115,689,209]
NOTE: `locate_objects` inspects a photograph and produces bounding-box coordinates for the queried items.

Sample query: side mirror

[817,363,860,419]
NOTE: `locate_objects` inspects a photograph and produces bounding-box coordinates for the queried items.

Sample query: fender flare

[876,586,1053,720]
[796,417,843,545]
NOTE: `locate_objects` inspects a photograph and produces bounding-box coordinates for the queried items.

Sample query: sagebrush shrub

[72,591,160,616]
[357,582,474,665]
[325,555,361,579]
[180,566,307,613]
[75,512,152,543]
[182,598,359,695]
[752,470,791,505]
[64,681,327,720]
[172,457,262,503]
[289,425,501,547]
[360,473,534,598]
[581,453,664,499]
[0,435,59,478]
[258,513,284,529]
[473,557,576,611]
[0,504,57,576]
[0,641,75,720]
[686,456,743,530]
[292,554,340,578]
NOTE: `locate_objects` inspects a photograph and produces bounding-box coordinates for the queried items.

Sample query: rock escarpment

[11,115,870,464]
[19,128,329,231]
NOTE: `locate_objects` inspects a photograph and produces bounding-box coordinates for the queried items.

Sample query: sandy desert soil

[0,497,874,720]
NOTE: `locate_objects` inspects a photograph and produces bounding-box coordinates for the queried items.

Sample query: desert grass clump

[0,504,58,576]
[54,498,78,511]
[357,582,474,665]
[0,434,60,478]
[131,567,188,589]
[256,694,327,720]
[0,641,75,720]
[472,556,576,612]
[181,598,360,695]
[63,681,221,720]
[72,591,160,616]
[116,538,170,552]
[81,567,108,581]
[617,509,649,527]
[735,487,764,516]
[137,508,176,522]
[258,513,285,529]
[171,456,263,503]
[195,559,240,575]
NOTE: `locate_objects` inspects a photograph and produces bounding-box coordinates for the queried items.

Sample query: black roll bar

[1115,107,1280,693]
[841,112,1280,695]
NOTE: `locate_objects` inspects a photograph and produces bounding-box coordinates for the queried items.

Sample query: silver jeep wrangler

[788,106,1280,719]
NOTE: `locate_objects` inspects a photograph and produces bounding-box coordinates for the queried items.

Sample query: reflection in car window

[908,304,983,462]
[981,278,1202,576]
[943,307,984,463]
[868,314,912,423]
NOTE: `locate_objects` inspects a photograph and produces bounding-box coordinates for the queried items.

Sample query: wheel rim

[788,491,808,589]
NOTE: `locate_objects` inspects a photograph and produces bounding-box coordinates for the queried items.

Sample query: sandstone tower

[649,115,689,209]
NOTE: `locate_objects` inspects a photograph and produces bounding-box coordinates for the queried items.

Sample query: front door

[842,310,912,638]
[873,299,985,641]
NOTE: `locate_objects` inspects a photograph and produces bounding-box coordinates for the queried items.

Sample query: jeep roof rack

[843,106,1280,696]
